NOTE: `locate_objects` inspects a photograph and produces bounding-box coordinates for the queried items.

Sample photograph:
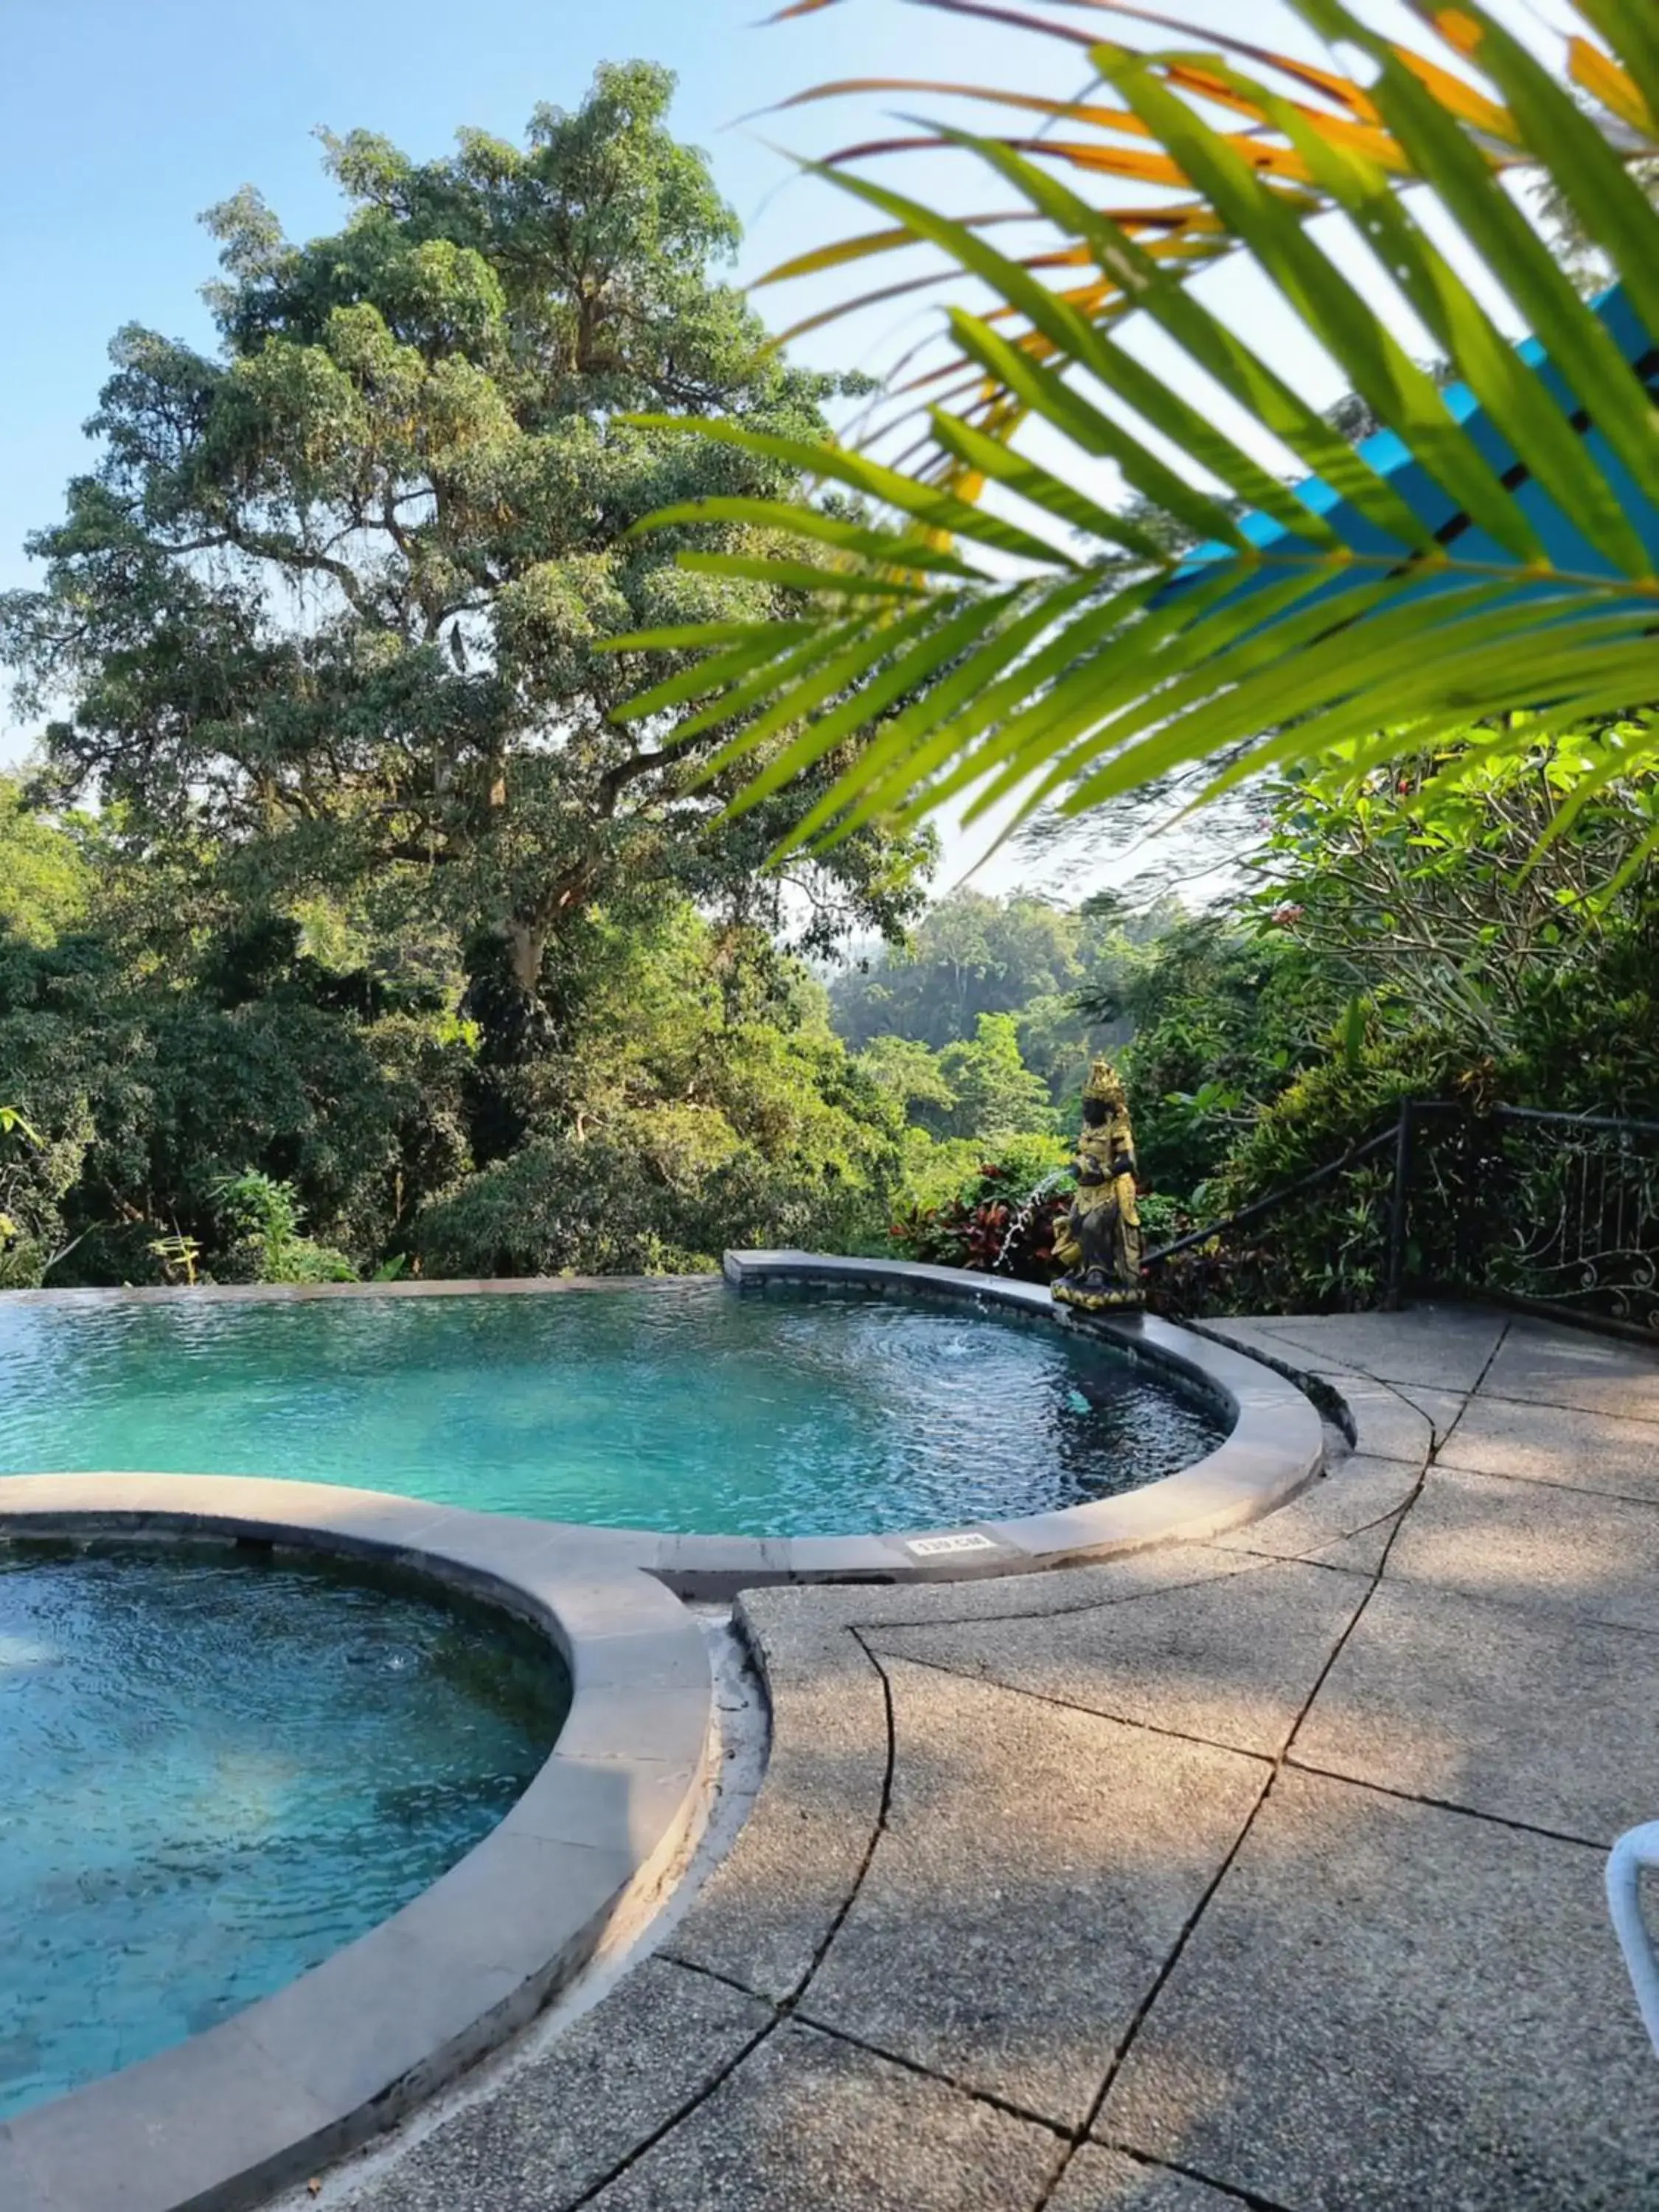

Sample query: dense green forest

[7,717,1655,1296]
[0,69,928,1287]
[2,66,1657,1301]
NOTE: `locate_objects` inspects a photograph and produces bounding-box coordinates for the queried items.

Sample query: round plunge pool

[0,1279,1230,1537]
[0,1542,569,2121]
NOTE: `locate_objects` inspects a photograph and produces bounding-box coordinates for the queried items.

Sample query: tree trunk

[503,916,546,998]
[459,914,559,1165]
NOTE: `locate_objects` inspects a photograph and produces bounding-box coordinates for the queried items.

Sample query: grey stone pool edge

[698,1251,1326,1590]
[0,1480,717,2212]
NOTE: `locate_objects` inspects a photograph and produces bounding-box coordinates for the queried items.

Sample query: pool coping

[0,1478,715,2212]
[660,1252,1326,1590]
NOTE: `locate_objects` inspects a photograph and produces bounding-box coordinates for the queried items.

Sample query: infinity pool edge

[0,1253,1326,1596]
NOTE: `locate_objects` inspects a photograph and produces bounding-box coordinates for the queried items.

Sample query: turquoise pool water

[0,1545,567,2118]
[0,1282,1228,1535]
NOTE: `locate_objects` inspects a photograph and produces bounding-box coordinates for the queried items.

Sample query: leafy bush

[0,1105,50,1287]
[414,1119,891,1281]
[887,1138,1071,1281]
[210,1170,358,1284]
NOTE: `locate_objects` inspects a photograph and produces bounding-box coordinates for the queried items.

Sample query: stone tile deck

[323,1307,1659,2212]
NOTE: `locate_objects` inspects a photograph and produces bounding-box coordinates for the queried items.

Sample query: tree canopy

[1,62,925,1130]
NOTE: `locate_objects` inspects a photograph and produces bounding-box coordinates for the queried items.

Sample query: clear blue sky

[0,0,1070,598]
[2,0,1562,592]
[0,0,1161,893]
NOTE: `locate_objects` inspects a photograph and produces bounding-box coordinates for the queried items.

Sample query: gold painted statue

[1051,1058,1144,1312]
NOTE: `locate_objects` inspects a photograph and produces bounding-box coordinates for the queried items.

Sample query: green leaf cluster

[611,3,1659,868]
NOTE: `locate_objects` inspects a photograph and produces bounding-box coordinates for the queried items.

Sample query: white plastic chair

[1607,1821,1659,2055]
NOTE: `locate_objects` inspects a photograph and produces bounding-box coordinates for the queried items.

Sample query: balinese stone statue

[1051,1057,1144,1312]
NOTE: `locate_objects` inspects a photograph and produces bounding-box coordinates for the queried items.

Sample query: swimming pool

[0,1543,568,2120]
[0,1281,1229,1537]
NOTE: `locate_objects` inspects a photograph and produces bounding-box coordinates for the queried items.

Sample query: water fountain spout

[992,1169,1070,1274]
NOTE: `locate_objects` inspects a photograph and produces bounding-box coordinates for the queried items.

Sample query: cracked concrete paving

[324,1308,1659,2212]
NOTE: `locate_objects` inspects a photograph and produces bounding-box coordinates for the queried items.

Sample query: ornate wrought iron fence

[1140,1125,1399,1316]
[1144,1102,1659,1336]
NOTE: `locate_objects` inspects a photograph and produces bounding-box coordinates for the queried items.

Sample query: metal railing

[1144,1100,1659,1335]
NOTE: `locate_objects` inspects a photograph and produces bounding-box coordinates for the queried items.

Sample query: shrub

[210,1169,357,1284]
[887,1141,1071,1281]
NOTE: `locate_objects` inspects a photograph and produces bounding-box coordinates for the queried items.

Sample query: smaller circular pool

[0,1543,569,2119]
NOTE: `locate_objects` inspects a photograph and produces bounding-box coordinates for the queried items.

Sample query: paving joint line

[1279,1758,1610,1851]
[785,2008,1074,2140]
[659,1952,772,2003]
[564,1621,902,2206]
[669,1924,1081,2145]
[1030,1759,1278,2211]
[840,1558,1283,1641]
[1217,1549,1384,1579]
[779,1623,899,1997]
[1435,1316,1512,1450]
[561,2009,779,2209]
[1430,1461,1659,1509]
[1216,1497,1415,1573]
[838,1475,1427,1649]
[1471,1385,1659,1431]
[869,1644,1276,1767]
[1281,1315,1655,1851]
[1099,2139,1300,2212]
[1368,1563,1659,1641]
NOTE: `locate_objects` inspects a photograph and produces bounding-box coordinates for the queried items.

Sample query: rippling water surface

[0,1284,1227,1534]
[0,1548,567,2119]
[0,1283,1227,1534]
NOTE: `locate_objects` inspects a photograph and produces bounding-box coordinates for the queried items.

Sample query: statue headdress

[1082,1057,1127,1107]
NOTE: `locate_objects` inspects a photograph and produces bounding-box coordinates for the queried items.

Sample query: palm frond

[749,0,1659,468]
[603,0,1659,860]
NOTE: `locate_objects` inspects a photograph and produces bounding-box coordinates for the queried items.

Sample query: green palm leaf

[602,0,1659,857]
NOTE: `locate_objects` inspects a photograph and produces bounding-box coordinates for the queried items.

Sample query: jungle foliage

[857,725,1659,1305]
[0,785,930,1287]
[7,706,1652,1299]
[4,37,1659,1311]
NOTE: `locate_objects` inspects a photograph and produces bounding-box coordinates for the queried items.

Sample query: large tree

[1,63,924,1155]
